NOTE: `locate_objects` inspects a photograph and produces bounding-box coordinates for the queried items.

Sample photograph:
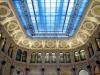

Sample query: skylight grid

[14,1,27,29]
[13,0,37,37]
[26,0,38,32]
[66,0,89,36]
[26,0,74,32]
[12,0,89,38]
[62,0,74,32]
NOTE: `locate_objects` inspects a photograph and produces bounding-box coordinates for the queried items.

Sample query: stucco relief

[0,0,99,50]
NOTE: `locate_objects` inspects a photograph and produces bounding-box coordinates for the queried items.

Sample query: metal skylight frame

[26,0,74,33]
[12,0,89,38]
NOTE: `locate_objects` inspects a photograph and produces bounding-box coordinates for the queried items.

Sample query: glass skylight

[12,0,89,38]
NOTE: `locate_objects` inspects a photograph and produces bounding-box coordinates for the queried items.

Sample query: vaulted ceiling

[0,0,100,50]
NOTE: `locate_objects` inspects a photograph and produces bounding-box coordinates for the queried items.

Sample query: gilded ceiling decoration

[0,0,100,50]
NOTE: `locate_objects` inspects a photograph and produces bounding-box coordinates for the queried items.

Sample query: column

[87,65,93,75]
[0,61,6,75]
[25,68,30,75]
[27,51,31,63]
[12,47,17,61]
[41,68,45,75]
[56,51,59,64]
[72,68,76,75]
[70,52,75,63]
[85,47,90,60]
[1,38,6,52]
[57,68,60,75]
[17,71,20,75]
[94,38,100,51]
[0,38,5,51]
[10,65,15,75]
[96,60,100,73]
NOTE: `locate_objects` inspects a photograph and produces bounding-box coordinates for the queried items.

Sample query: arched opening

[45,53,50,63]
[8,44,13,58]
[79,70,89,75]
[31,52,36,63]
[59,53,64,63]
[16,49,22,61]
[95,66,100,75]
[51,53,56,63]
[0,37,6,52]
[80,50,86,60]
[65,52,71,63]
[37,52,42,63]
[74,51,80,62]
[95,38,100,50]
[22,51,27,62]
[61,70,72,75]
[88,44,94,57]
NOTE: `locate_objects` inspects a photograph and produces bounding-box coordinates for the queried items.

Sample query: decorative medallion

[92,5,100,17]
[45,40,56,48]
[0,5,11,17]
[33,40,42,48]
[7,22,18,31]
[83,22,95,30]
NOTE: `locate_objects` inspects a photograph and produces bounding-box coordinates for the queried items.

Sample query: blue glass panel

[12,0,89,38]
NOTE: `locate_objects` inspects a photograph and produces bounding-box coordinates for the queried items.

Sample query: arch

[22,51,27,62]
[61,70,72,75]
[16,49,22,61]
[80,50,86,60]
[12,69,24,75]
[79,70,89,75]
[95,66,100,75]
[74,51,80,62]
[44,68,57,75]
[59,53,64,63]
[45,53,50,63]
[29,70,41,75]
[0,37,6,52]
[65,52,71,63]
[0,33,6,52]
[51,53,56,63]
[31,52,36,63]
[37,52,42,63]
[8,44,14,58]
[95,38,100,50]
[88,43,94,57]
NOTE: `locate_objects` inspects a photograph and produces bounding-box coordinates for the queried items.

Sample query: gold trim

[0,0,99,50]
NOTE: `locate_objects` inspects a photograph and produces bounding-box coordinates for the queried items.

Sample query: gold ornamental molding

[0,0,99,50]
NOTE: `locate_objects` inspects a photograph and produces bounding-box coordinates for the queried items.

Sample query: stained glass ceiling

[12,0,89,38]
